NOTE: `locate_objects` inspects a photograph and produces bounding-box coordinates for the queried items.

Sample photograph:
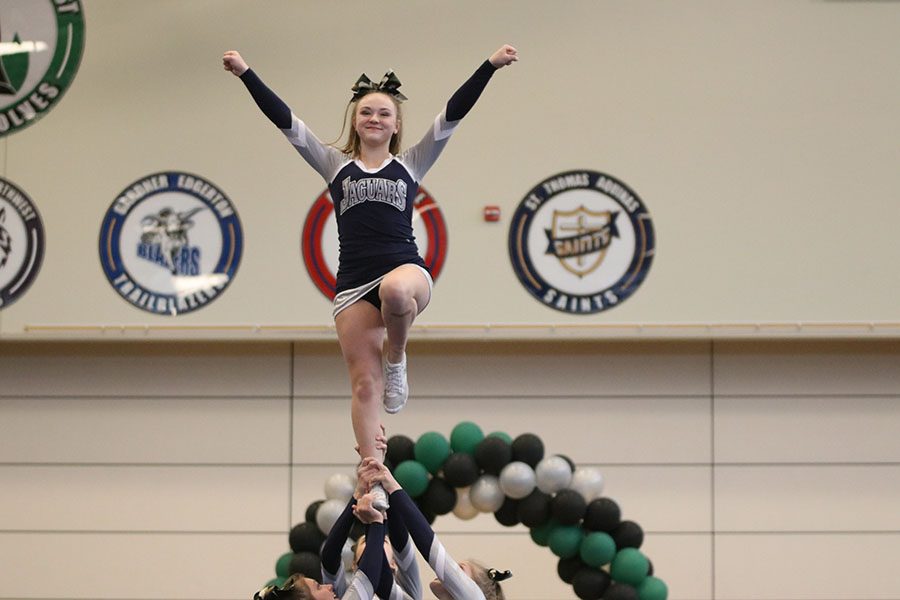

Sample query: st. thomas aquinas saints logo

[508,170,654,314]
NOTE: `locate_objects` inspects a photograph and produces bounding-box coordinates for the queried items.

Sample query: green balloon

[450,421,484,454]
[394,460,430,497]
[637,576,668,600]
[610,547,649,586]
[488,431,513,444]
[548,525,584,558]
[529,518,559,547]
[275,551,293,578]
[415,431,451,473]
[580,531,617,567]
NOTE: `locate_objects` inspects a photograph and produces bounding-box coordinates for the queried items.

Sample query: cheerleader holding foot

[254,491,386,600]
[322,434,423,600]
[224,44,518,509]
[358,458,511,600]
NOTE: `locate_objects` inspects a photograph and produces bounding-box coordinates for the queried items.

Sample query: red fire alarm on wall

[483,205,501,222]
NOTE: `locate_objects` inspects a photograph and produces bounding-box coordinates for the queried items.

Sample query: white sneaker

[383,354,409,414]
[370,482,390,511]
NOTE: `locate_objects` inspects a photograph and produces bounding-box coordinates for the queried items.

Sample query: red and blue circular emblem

[302,186,447,300]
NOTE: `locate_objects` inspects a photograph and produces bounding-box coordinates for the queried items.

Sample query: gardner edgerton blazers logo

[99,172,243,316]
[0,0,85,137]
[508,170,654,314]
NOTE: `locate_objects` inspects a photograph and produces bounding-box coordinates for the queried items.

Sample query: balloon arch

[267,422,668,600]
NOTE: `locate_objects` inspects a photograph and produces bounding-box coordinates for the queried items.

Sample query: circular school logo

[0,177,44,309]
[0,0,85,137]
[99,172,243,316]
[508,170,655,314]
[302,185,448,300]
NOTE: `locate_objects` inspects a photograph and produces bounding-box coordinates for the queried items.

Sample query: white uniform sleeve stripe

[431,538,447,579]
[395,542,417,569]
[281,114,347,183]
[283,113,308,147]
[433,110,458,141]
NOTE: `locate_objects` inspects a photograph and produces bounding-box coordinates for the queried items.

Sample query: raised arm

[360,459,485,600]
[345,493,386,600]
[319,496,357,592]
[223,50,345,182]
[223,50,292,129]
[445,44,518,122]
[401,44,518,182]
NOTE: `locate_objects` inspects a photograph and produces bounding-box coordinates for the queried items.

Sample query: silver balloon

[452,486,479,520]
[569,467,605,502]
[535,455,573,494]
[316,498,346,534]
[499,460,536,499]
[324,472,356,502]
[469,474,505,512]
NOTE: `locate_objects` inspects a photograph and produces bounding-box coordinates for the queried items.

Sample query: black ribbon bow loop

[351,70,407,102]
[488,568,513,582]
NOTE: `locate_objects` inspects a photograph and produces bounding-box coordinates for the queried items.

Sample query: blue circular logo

[508,170,655,314]
[99,172,243,315]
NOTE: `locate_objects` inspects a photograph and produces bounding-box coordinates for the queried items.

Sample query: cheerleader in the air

[223,44,518,509]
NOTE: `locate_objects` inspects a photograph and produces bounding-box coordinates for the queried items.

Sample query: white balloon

[325,472,356,502]
[499,461,537,499]
[452,486,479,520]
[535,455,573,494]
[569,467,605,502]
[316,498,346,534]
[469,475,505,513]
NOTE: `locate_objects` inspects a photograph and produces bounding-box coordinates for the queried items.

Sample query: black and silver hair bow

[488,568,513,583]
[253,575,298,600]
[350,70,408,102]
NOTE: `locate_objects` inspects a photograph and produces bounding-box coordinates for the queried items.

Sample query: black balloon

[421,477,457,515]
[517,488,552,527]
[584,497,621,532]
[288,551,322,581]
[511,433,544,467]
[551,489,588,525]
[289,521,325,554]
[474,436,513,475]
[602,582,638,600]
[442,452,481,488]
[305,500,324,524]
[572,567,612,600]
[611,520,644,550]
[557,556,585,584]
[386,435,415,467]
[494,497,521,527]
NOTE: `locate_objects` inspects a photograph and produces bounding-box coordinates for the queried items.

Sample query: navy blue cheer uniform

[238,60,498,316]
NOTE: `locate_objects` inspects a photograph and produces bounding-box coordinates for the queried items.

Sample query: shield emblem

[547,206,617,278]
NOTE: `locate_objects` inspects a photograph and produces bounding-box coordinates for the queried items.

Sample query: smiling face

[352,92,401,152]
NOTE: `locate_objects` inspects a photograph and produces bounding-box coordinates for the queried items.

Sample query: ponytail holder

[488,568,513,582]
[351,70,408,102]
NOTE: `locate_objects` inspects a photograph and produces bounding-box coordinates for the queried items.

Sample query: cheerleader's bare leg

[335,300,386,462]
[379,264,432,362]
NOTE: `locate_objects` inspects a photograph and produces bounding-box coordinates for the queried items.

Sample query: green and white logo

[0,0,84,137]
